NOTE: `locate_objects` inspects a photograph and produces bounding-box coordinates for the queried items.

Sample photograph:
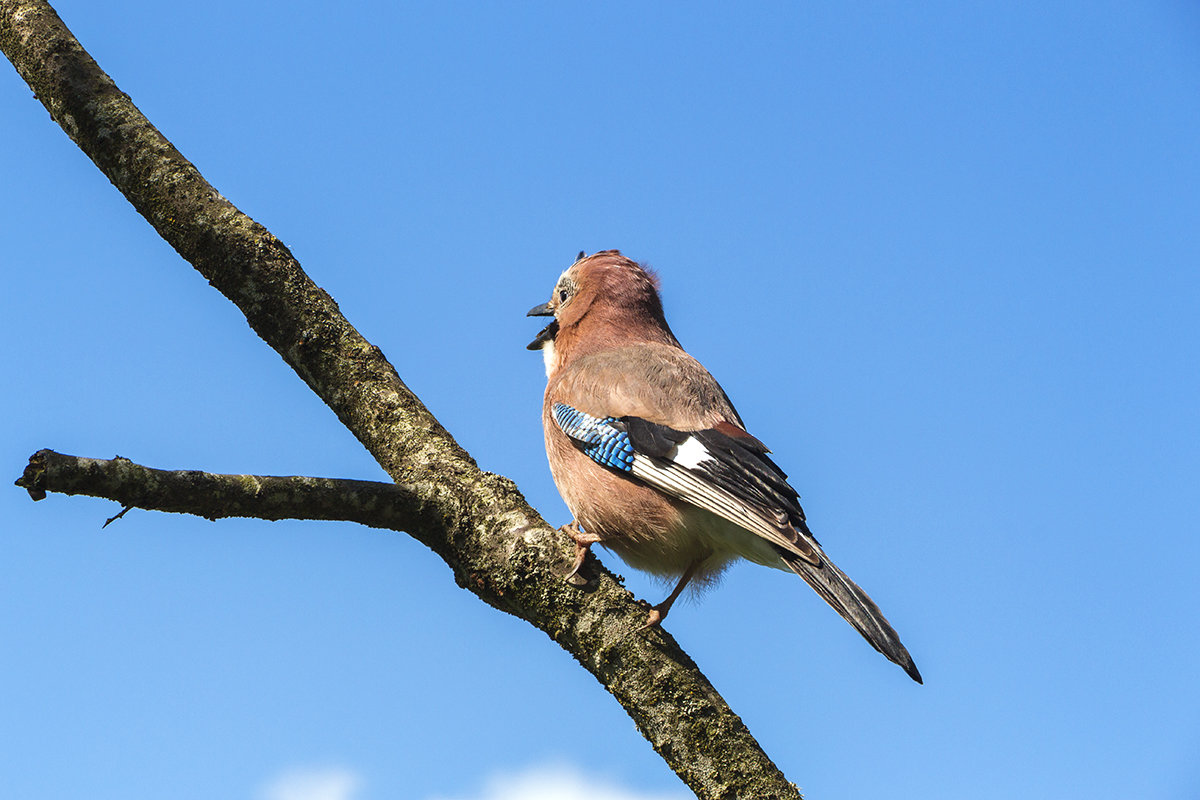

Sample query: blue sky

[2,2,1198,798]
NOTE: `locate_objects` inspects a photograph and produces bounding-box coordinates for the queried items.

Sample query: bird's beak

[526,301,557,350]
[527,319,558,351]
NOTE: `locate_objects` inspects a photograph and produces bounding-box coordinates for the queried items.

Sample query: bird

[527,249,921,683]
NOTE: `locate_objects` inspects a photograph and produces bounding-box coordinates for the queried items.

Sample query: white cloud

[259,766,364,800]
[426,763,689,800]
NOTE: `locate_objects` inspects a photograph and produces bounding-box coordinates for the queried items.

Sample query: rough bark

[16,450,450,532]
[2,2,802,797]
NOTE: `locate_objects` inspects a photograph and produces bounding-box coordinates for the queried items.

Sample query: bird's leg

[642,558,704,629]
[560,519,602,585]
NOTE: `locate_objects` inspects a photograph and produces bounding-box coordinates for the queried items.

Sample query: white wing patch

[670,435,710,470]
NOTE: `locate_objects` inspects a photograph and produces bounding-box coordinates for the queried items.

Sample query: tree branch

[2,2,802,797]
[16,449,442,532]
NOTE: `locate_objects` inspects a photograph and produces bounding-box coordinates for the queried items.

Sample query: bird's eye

[558,288,570,303]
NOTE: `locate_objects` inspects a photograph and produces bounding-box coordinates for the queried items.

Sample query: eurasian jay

[528,250,921,683]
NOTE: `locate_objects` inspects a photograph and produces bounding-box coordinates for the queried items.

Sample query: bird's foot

[637,557,705,631]
[560,520,602,586]
[640,604,668,630]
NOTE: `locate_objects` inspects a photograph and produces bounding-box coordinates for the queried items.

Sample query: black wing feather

[621,417,813,544]
[622,416,688,457]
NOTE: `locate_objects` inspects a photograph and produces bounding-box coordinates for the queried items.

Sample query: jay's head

[527,250,679,375]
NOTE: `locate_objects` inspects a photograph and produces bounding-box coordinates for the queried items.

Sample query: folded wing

[551,402,818,565]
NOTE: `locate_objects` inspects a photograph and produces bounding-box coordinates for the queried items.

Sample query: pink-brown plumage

[528,250,921,682]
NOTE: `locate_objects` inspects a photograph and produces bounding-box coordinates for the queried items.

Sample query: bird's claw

[559,520,601,585]
[640,605,667,630]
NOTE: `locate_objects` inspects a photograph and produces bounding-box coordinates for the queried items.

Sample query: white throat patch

[541,338,557,378]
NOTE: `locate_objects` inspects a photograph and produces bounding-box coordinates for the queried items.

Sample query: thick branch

[1,3,802,797]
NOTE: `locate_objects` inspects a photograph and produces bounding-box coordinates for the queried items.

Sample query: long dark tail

[781,550,922,683]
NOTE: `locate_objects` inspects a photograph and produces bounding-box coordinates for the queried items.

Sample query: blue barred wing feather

[551,403,636,471]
